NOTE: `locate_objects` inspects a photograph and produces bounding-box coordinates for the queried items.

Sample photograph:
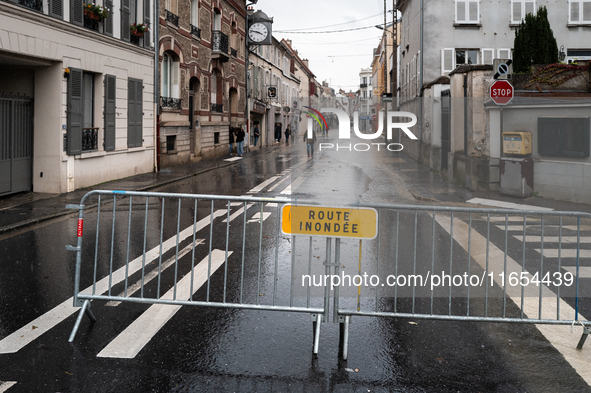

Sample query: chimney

[247,6,254,16]
[302,58,309,68]
[285,39,292,47]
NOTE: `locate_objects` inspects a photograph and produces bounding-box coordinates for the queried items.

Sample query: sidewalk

[2,146,590,234]
[0,142,287,233]
[390,153,591,214]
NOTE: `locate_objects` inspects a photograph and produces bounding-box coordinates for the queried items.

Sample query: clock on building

[247,10,273,46]
[248,23,268,43]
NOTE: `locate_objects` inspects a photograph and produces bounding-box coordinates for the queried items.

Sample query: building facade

[0,0,156,196]
[158,0,246,166]
[359,68,373,131]
[248,35,300,147]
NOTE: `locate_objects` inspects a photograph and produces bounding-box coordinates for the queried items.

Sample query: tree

[513,6,559,73]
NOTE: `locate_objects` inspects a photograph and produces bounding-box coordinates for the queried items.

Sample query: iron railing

[212,30,228,54]
[166,10,179,27]
[230,48,237,57]
[18,0,42,11]
[211,103,223,113]
[191,24,201,38]
[82,128,99,151]
[161,96,182,109]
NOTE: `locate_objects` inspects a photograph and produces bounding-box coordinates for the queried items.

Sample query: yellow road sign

[281,205,377,239]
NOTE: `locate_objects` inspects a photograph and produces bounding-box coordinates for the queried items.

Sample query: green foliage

[513,6,558,73]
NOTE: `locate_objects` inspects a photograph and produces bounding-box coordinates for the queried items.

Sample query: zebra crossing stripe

[97,249,230,359]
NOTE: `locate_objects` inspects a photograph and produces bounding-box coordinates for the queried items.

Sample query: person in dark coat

[284,124,291,144]
[253,123,260,147]
[275,123,282,143]
[229,128,235,156]
[236,126,245,157]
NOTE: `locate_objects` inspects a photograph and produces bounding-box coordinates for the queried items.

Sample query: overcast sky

[254,0,393,92]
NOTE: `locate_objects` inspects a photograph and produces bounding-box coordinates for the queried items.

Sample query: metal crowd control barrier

[330,203,591,360]
[66,190,327,353]
[66,191,591,360]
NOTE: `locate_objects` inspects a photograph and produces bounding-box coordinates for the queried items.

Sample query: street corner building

[158,0,247,165]
[0,0,157,196]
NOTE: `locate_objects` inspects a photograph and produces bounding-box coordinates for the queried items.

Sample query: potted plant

[84,3,109,20]
[130,23,149,37]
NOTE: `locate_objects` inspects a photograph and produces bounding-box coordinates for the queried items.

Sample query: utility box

[503,132,531,155]
[500,158,534,197]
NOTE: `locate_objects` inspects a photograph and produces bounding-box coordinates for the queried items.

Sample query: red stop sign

[490,80,514,105]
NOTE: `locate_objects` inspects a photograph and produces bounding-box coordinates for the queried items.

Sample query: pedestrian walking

[253,123,260,147]
[236,126,245,157]
[284,124,291,144]
[275,123,281,143]
[229,127,235,156]
[304,129,316,158]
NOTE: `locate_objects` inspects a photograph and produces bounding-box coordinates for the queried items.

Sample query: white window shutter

[172,62,180,99]
[481,48,494,65]
[456,1,466,22]
[570,0,580,23]
[442,48,455,73]
[512,0,522,22]
[468,0,479,22]
[584,0,591,22]
[498,48,512,60]
[525,1,535,16]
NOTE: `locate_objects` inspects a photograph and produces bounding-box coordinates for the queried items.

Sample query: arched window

[161,52,180,99]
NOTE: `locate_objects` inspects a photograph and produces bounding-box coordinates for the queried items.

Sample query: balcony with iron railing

[230,48,237,57]
[360,83,368,88]
[160,96,182,110]
[191,24,201,38]
[14,0,42,12]
[166,10,179,27]
[212,30,229,62]
[82,128,99,151]
[211,103,223,113]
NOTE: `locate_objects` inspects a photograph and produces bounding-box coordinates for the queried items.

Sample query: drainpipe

[419,0,424,163]
[154,0,160,171]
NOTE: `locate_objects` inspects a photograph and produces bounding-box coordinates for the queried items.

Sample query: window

[455,0,479,24]
[497,48,512,60]
[569,0,591,24]
[161,52,180,99]
[456,49,478,65]
[191,0,199,27]
[127,78,143,148]
[511,0,536,24]
[166,135,176,152]
[538,117,590,157]
[67,68,98,154]
[211,68,222,112]
[481,48,494,65]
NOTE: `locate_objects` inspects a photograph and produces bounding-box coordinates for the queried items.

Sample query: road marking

[435,214,591,387]
[562,266,591,278]
[97,249,230,358]
[280,169,312,195]
[517,236,591,243]
[105,240,204,306]
[248,212,271,223]
[0,210,226,354]
[223,157,242,162]
[222,203,255,223]
[0,382,17,392]
[247,175,281,194]
[535,249,591,258]
[467,198,554,211]
[498,225,591,232]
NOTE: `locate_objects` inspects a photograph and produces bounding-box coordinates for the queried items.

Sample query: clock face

[249,23,268,43]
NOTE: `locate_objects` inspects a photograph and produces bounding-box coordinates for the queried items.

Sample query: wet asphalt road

[1,137,591,392]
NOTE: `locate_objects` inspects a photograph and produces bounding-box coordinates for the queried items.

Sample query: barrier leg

[313,315,322,355]
[577,326,591,350]
[68,300,95,343]
[339,315,350,360]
